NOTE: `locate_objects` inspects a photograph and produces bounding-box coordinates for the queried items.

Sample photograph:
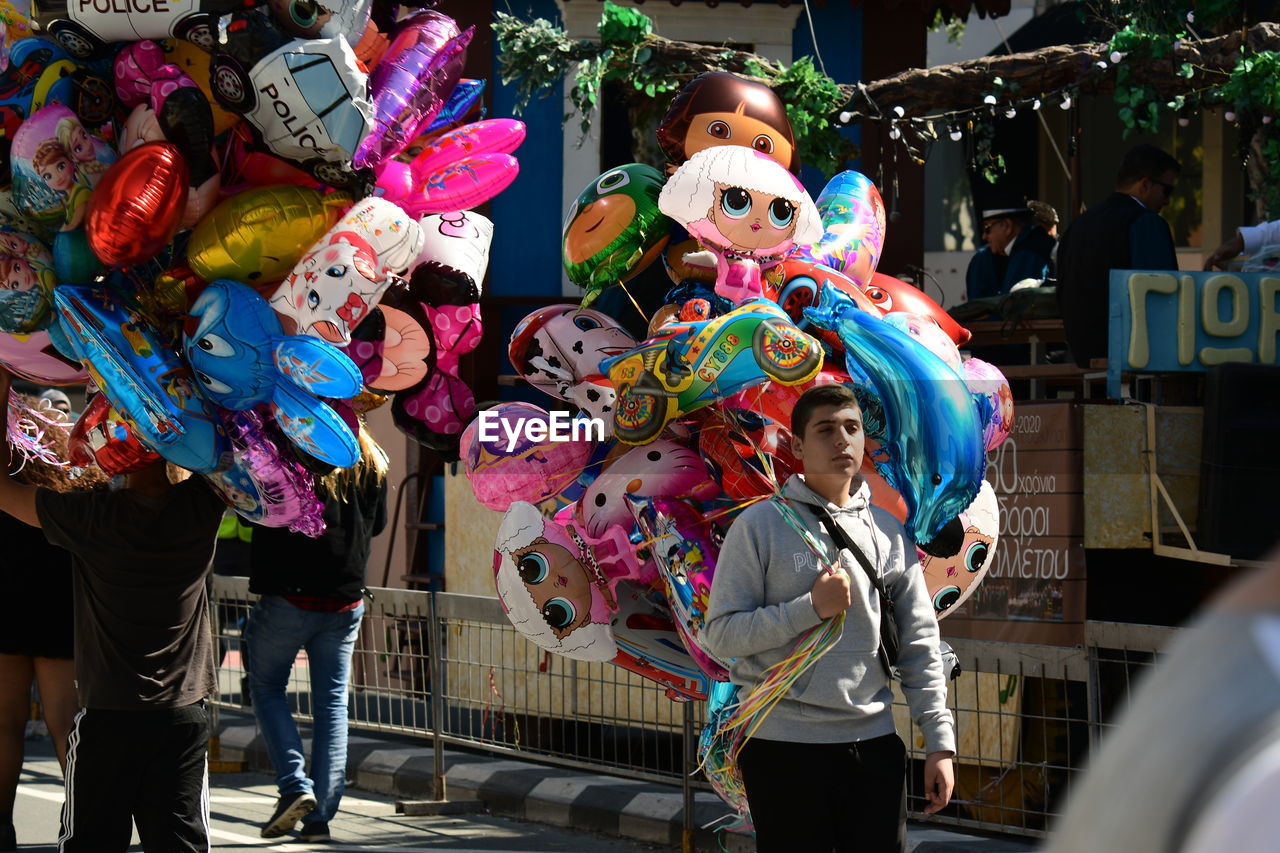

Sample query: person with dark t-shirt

[0,368,226,852]
[1056,144,1181,367]
[246,428,387,842]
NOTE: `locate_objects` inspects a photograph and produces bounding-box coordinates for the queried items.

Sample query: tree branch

[837,21,1280,119]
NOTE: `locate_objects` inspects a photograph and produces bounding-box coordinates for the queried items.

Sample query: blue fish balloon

[804,285,986,546]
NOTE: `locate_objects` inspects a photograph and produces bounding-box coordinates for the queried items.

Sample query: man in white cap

[965,201,1056,300]
[37,389,72,418]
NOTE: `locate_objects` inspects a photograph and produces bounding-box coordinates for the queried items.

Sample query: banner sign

[1108,270,1280,397]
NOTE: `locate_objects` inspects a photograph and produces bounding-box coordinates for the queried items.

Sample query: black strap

[806,501,893,612]
[786,498,900,678]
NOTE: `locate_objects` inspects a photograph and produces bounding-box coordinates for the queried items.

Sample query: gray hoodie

[702,474,956,754]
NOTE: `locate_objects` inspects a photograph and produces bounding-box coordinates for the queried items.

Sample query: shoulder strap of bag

[808,501,892,605]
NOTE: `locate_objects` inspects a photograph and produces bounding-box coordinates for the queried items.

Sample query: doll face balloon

[660,146,822,259]
[493,501,618,662]
[562,164,671,305]
[920,481,999,618]
[657,71,797,172]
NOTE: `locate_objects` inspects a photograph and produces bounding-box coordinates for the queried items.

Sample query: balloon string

[615,279,650,325]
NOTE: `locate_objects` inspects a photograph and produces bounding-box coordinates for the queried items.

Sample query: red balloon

[864,272,973,346]
[86,141,189,267]
[69,394,161,476]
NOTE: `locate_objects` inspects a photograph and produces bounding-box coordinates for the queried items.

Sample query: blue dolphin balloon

[804,285,986,545]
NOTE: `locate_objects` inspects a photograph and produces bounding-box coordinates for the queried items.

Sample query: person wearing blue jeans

[246,428,388,842]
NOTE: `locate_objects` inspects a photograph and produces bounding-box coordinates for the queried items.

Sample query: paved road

[12,738,660,852]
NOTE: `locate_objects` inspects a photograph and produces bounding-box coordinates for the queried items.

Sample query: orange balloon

[86,142,189,267]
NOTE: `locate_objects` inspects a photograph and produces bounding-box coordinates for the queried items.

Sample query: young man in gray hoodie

[703,383,956,853]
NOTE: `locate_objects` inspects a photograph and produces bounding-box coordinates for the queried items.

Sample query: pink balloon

[963,358,1014,451]
[397,154,520,217]
[461,401,594,511]
[353,11,474,170]
[0,329,88,385]
[411,119,527,177]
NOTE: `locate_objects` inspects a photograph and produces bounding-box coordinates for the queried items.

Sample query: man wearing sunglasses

[965,201,1056,300]
[1057,144,1181,368]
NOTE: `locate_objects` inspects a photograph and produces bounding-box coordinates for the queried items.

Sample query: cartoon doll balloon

[656,71,798,173]
[493,501,619,662]
[659,145,822,304]
[11,105,115,231]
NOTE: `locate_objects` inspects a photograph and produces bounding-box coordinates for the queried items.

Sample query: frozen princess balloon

[658,145,821,304]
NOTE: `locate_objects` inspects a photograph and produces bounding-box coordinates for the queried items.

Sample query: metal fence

[211,577,1178,842]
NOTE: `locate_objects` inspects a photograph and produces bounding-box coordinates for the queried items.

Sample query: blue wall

[791,2,862,196]
[488,1,567,303]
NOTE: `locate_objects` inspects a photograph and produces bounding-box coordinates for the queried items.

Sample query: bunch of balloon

[465,72,1014,820]
[0,4,525,534]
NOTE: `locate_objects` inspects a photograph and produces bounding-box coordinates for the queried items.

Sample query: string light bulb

[1032,98,1042,110]
[1060,95,1073,110]
[839,111,852,124]
[1005,107,1017,118]
[1225,110,1237,122]
[983,94,997,105]
[949,123,963,141]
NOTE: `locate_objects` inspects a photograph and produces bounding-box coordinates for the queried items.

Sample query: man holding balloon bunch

[0,367,225,852]
[704,383,955,853]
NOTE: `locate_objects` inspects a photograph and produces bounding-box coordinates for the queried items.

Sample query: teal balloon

[53,230,103,284]
[804,285,986,546]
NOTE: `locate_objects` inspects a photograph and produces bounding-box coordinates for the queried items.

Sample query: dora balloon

[656,71,797,173]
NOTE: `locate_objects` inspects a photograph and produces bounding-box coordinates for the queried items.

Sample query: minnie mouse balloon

[86,142,189,267]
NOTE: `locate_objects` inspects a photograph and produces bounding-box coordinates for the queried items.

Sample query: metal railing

[211,577,1177,841]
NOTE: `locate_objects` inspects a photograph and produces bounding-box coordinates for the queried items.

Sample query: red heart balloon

[86,141,189,267]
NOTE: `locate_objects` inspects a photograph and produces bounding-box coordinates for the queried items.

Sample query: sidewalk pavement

[216,710,1040,853]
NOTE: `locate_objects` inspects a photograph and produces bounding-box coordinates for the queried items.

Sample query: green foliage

[770,57,856,178]
[598,1,651,45]
[928,8,966,47]
[493,11,591,115]
[494,5,854,178]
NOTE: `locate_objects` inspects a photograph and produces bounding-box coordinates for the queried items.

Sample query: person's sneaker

[298,821,331,842]
[260,791,317,838]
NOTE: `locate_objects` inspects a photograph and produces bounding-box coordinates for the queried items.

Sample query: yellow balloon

[187,186,351,286]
